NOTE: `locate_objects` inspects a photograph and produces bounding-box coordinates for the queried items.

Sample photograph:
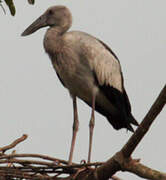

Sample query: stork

[22,5,138,165]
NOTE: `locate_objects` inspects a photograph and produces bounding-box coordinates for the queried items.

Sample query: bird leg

[88,94,96,163]
[68,96,79,165]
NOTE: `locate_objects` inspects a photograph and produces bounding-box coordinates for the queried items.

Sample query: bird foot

[80,159,93,169]
[80,159,86,164]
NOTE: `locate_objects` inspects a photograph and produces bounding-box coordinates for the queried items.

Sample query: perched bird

[22,5,138,164]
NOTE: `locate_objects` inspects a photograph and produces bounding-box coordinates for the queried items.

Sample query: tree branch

[0,153,70,165]
[0,85,165,180]
[93,84,166,180]
[124,159,166,180]
[0,134,27,153]
[122,84,166,158]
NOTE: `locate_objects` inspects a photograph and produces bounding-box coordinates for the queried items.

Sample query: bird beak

[21,14,47,36]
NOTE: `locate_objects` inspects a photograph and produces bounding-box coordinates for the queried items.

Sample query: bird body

[22,5,138,164]
[44,30,137,131]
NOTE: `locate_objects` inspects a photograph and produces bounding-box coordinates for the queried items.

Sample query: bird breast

[54,49,98,101]
[44,39,97,102]
[44,30,123,103]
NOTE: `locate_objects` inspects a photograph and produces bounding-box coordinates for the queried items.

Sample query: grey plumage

[44,28,138,131]
[21,5,139,163]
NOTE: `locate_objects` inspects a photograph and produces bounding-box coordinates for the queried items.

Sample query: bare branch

[122,84,166,157]
[0,153,70,165]
[0,158,57,166]
[0,86,165,180]
[94,85,166,180]
[124,159,166,180]
[0,169,52,180]
[0,134,28,153]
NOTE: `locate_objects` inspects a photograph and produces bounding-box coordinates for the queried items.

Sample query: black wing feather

[94,39,138,131]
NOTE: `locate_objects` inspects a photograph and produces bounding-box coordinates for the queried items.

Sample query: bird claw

[80,159,86,164]
[80,159,93,169]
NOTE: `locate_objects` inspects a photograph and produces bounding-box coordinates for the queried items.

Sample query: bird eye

[48,10,53,15]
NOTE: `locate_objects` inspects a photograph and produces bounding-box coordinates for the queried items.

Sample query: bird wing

[91,38,138,128]
[87,37,123,93]
[93,38,131,111]
[97,39,119,61]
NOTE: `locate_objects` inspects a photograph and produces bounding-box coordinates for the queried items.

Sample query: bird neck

[44,26,65,54]
[49,15,72,35]
[49,25,68,35]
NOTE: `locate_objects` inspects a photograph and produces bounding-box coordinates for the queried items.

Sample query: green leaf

[28,0,35,5]
[4,0,16,16]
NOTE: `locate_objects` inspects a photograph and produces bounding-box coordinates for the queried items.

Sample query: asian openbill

[22,5,138,165]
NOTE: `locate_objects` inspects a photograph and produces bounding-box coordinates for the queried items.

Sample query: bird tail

[129,114,139,126]
[106,113,139,133]
[126,114,139,132]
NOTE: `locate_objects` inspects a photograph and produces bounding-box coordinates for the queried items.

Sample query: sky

[1,0,166,179]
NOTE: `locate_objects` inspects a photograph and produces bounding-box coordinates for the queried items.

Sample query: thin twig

[7,149,16,167]
[0,169,53,180]
[0,166,73,174]
[0,153,70,165]
[0,158,103,169]
[0,159,57,166]
[0,134,28,153]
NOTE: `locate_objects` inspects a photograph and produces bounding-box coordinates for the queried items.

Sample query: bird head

[21,5,72,36]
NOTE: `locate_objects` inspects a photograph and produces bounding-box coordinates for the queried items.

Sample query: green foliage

[4,0,15,15]
[0,0,35,16]
[28,0,35,5]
